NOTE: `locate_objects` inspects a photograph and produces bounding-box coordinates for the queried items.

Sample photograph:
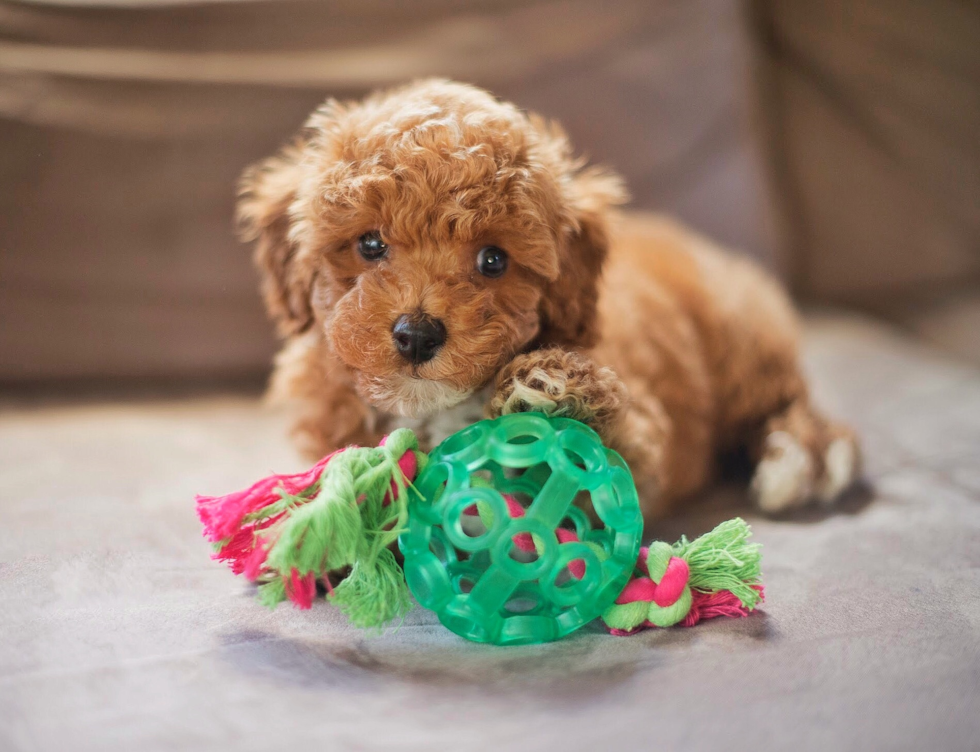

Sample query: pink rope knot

[653,555,690,606]
[198,436,421,609]
[614,553,689,607]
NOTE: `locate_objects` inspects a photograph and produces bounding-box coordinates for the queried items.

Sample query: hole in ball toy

[589,467,641,531]
[508,491,533,512]
[439,422,487,459]
[469,468,493,485]
[507,536,539,564]
[556,429,608,479]
[493,518,557,581]
[564,448,587,471]
[554,558,587,587]
[499,473,543,496]
[559,507,594,538]
[520,462,552,486]
[542,542,602,608]
[504,596,539,614]
[460,511,488,538]
[496,414,551,441]
[471,464,516,496]
[428,529,457,565]
[414,460,461,517]
[444,488,509,552]
[456,577,475,594]
[488,415,554,468]
[440,601,492,643]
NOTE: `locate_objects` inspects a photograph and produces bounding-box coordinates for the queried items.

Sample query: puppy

[237,79,859,524]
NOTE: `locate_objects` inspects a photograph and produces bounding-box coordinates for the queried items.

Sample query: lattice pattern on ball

[399,414,643,645]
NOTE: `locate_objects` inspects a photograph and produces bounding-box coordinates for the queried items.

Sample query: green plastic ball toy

[399,413,643,645]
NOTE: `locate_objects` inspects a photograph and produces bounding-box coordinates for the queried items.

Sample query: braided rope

[603,521,765,635]
[200,430,762,635]
[197,429,422,625]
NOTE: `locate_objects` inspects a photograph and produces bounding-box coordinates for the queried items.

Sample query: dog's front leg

[487,347,674,522]
[487,347,629,437]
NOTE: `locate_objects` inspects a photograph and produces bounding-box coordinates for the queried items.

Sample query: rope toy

[602,526,764,634]
[197,414,763,644]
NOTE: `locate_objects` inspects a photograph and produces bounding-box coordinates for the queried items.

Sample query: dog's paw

[815,435,860,503]
[751,428,860,513]
[488,348,628,432]
[750,431,815,513]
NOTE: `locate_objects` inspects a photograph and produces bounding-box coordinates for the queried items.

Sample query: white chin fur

[367,376,473,418]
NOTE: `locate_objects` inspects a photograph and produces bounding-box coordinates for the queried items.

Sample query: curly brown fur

[238,79,860,525]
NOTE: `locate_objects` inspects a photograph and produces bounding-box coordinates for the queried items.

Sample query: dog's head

[238,79,625,417]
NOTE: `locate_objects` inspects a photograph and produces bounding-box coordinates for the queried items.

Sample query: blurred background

[1,0,979,389]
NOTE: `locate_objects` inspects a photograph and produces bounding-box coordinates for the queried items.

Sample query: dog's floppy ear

[537,159,627,350]
[236,138,314,337]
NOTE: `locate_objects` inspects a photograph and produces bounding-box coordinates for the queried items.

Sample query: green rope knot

[264,428,422,629]
[601,517,763,634]
[644,542,694,627]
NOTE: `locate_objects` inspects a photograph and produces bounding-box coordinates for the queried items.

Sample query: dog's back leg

[747,398,861,514]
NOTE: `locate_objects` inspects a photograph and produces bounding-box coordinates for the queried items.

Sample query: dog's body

[241,80,858,525]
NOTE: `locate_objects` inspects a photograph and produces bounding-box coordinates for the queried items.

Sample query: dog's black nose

[392,314,447,364]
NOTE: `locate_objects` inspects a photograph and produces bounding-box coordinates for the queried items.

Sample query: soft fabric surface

[2,313,979,751]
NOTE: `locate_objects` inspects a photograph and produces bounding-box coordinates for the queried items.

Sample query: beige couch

[748,0,980,361]
[1,0,773,381]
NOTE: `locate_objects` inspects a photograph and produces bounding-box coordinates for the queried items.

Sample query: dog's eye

[476,246,508,278]
[357,231,388,261]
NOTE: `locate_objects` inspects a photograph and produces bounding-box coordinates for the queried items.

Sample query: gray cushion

[2,312,979,751]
